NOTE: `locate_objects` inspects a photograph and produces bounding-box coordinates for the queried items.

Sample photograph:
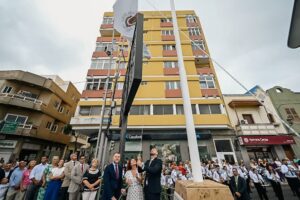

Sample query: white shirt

[171,170,177,182]
[51,167,65,177]
[281,164,297,178]
[265,170,280,182]
[206,169,212,178]
[213,170,221,182]
[29,163,48,181]
[249,171,264,183]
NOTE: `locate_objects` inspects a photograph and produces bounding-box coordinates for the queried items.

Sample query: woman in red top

[19,160,37,199]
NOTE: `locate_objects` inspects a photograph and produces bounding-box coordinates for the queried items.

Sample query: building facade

[267,86,300,158]
[71,10,238,164]
[0,70,85,162]
[223,86,296,165]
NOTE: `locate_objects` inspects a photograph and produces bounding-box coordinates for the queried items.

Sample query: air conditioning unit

[240,119,248,125]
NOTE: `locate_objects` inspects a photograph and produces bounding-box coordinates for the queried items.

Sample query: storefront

[0,140,17,163]
[238,135,295,163]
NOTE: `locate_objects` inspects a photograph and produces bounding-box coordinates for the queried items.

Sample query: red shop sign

[238,135,295,146]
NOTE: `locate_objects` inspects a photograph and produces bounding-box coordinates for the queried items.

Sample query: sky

[0,0,299,94]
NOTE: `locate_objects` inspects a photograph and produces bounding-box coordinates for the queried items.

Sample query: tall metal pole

[170,0,203,182]
[95,27,116,163]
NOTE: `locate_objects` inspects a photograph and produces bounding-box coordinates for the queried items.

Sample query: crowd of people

[0,150,300,200]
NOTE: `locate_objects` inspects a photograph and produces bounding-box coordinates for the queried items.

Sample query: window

[242,114,255,124]
[175,105,184,115]
[198,105,210,114]
[129,105,150,115]
[86,78,112,90]
[95,42,117,52]
[200,75,215,89]
[198,104,221,114]
[192,41,205,50]
[2,86,12,94]
[285,108,300,120]
[113,106,121,115]
[210,105,221,114]
[103,17,113,24]
[186,15,197,23]
[163,45,176,51]
[79,107,91,116]
[166,81,180,90]
[18,90,38,99]
[188,28,201,36]
[215,140,233,152]
[162,30,174,35]
[46,121,52,129]
[191,104,197,114]
[79,106,102,116]
[5,114,27,125]
[50,124,58,132]
[161,18,172,23]
[198,146,211,161]
[153,105,173,115]
[267,113,275,123]
[66,109,70,115]
[90,59,116,69]
[164,61,178,68]
[53,100,60,109]
[58,106,64,113]
[116,82,124,90]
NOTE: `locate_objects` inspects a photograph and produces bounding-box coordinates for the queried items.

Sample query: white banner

[113,0,138,39]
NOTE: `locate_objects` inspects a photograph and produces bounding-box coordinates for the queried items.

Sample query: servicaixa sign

[238,135,295,145]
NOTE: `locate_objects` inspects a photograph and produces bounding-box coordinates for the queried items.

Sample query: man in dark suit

[102,152,124,200]
[137,147,162,200]
[229,168,250,200]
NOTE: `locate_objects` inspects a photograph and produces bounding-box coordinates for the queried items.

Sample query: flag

[113,0,138,40]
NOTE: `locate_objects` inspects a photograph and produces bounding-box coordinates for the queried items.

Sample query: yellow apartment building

[71,10,238,163]
[0,70,85,162]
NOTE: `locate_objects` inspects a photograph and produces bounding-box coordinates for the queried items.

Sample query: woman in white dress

[125,158,144,200]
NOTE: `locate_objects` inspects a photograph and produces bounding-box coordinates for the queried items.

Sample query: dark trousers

[25,184,40,200]
[145,192,160,200]
[254,182,269,200]
[286,177,300,198]
[269,180,284,200]
[59,186,69,200]
[246,178,251,193]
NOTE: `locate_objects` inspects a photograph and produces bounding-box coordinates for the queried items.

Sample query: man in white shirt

[249,168,268,200]
[281,158,300,198]
[212,165,221,183]
[25,156,48,200]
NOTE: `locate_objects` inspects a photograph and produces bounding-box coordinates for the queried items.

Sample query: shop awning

[238,135,295,145]
[228,100,262,108]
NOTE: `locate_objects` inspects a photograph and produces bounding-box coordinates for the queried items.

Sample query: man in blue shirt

[5,161,26,200]
[25,156,48,200]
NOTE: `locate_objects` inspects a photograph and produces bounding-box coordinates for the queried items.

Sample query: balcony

[100,24,120,37]
[0,121,38,137]
[160,22,173,27]
[195,55,210,65]
[236,123,278,135]
[70,134,88,145]
[165,89,182,98]
[162,50,177,57]
[0,93,46,111]
[196,67,214,75]
[162,35,175,41]
[164,68,179,75]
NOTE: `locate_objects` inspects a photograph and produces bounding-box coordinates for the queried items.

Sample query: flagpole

[170,0,203,182]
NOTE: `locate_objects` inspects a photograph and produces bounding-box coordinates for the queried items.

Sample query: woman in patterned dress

[125,158,144,200]
[36,156,59,200]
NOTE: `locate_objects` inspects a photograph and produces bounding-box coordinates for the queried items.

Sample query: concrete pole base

[174,180,233,200]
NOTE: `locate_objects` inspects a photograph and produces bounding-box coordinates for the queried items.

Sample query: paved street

[250,184,299,200]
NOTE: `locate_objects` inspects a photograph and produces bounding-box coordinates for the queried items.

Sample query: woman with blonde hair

[19,160,36,199]
[82,159,101,200]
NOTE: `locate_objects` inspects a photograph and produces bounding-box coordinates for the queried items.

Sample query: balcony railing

[236,123,278,135]
[0,93,44,105]
[0,121,38,137]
